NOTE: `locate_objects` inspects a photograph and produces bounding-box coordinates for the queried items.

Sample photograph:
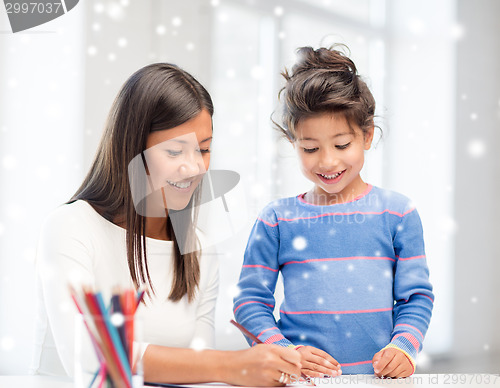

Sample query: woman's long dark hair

[69,63,214,302]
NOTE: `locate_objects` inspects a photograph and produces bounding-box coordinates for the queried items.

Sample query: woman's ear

[364,126,375,150]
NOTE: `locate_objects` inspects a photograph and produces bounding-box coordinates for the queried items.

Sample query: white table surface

[1,374,499,388]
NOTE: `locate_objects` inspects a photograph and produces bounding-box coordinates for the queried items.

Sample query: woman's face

[143,109,212,212]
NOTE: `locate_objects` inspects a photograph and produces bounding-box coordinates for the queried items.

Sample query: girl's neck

[306,175,368,205]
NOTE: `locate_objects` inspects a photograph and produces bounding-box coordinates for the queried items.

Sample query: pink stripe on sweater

[257,217,278,227]
[397,255,426,261]
[395,324,424,340]
[298,184,373,206]
[233,301,274,313]
[415,293,434,302]
[257,327,279,339]
[340,360,373,367]
[401,293,434,303]
[283,256,395,266]
[264,334,286,344]
[393,333,420,351]
[243,264,279,272]
[280,307,392,315]
[258,208,416,227]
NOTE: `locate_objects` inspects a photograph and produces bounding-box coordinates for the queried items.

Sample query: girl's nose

[318,149,339,169]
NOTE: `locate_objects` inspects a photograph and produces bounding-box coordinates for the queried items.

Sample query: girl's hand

[296,345,342,378]
[225,344,302,386]
[372,348,413,378]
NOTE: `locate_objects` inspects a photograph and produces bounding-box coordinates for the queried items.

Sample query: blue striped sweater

[233,185,433,374]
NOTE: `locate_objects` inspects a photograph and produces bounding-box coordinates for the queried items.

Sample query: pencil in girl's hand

[230,320,315,386]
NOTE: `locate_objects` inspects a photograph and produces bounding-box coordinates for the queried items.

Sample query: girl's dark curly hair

[274,45,376,141]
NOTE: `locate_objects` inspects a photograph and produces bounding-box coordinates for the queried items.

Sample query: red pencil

[83,288,129,388]
[123,288,135,363]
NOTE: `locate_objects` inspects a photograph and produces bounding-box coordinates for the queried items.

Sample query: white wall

[384,0,457,355]
[0,4,85,374]
[453,0,500,359]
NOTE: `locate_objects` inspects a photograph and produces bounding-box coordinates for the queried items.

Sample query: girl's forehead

[295,113,358,139]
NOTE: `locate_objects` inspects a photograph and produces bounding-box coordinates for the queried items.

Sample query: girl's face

[143,109,212,212]
[294,112,374,204]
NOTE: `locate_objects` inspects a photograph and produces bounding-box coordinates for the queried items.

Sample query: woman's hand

[372,348,413,378]
[223,344,302,386]
[296,346,342,378]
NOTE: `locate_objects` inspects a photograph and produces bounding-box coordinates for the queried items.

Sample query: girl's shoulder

[257,195,303,222]
[368,186,416,214]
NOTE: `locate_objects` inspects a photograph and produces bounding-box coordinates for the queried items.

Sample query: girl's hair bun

[275,45,376,141]
[289,45,357,81]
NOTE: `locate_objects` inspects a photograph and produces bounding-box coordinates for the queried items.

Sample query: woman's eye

[166,150,182,156]
[336,142,351,150]
[197,148,211,154]
[303,147,318,153]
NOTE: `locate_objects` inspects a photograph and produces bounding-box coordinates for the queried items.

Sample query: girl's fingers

[308,347,340,367]
[276,347,302,367]
[304,352,338,371]
[372,350,382,365]
[373,350,390,375]
[385,363,406,379]
[301,360,341,377]
[377,353,398,377]
[302,361,332,376]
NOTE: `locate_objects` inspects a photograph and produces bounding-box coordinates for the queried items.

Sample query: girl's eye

[336,142,351,150]
[197,148,211,154]
[166,150,182,156]
[303,147,319,153]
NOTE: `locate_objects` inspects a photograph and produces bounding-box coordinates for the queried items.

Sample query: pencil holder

[74,313,144,388]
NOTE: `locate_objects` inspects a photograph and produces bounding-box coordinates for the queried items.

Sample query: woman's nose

[179,151,204,177]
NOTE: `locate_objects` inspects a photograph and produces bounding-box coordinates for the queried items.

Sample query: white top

[29,200,219,376]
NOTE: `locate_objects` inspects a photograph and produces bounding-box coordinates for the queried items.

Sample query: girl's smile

[317,169,346,183]
[294,112,374,205]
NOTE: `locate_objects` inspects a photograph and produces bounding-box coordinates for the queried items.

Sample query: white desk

[0,375,499,388]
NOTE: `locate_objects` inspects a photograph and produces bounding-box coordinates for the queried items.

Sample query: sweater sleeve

[233,208,293,347]
[384,207,434,371]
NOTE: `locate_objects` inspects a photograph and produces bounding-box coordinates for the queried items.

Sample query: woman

[30,63,301,386]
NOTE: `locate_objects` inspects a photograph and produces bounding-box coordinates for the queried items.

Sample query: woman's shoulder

[39,200,112,244]
[42,200,101,229]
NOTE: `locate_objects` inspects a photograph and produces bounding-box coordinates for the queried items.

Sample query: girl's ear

[364,126,375,150]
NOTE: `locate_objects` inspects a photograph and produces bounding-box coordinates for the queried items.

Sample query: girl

[233,46,434,379]
[30,63,301,386]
